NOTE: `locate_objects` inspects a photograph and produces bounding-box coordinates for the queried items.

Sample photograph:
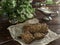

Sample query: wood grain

[0,0,60,45]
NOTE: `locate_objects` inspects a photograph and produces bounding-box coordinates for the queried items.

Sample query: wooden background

[0,0,60,45]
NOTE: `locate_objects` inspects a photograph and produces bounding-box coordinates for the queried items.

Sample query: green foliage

[0,0,35,22]
[46,0,54,4]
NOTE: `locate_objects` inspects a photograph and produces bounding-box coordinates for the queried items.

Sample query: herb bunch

[0,0,35,22]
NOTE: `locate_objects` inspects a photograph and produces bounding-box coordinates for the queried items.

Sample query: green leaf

[46,0,54,4]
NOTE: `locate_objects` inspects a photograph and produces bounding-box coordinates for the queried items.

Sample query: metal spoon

[42,16,52,22]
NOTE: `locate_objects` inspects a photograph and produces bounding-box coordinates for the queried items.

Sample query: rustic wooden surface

[0,0,60,45]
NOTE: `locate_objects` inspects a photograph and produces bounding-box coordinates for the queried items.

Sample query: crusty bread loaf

[23,23,48,34]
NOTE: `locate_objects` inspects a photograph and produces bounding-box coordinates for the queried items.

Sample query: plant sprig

[0,0,35,22]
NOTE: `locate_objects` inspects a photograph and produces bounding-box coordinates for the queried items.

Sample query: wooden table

[0,1,60,45]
